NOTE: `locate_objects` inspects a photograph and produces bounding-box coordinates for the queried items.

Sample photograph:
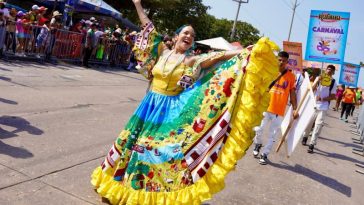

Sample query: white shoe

[252,144,262,158]
[259,154,268,165]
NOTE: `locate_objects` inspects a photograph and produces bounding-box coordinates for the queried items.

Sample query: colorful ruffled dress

[91,22,280,205]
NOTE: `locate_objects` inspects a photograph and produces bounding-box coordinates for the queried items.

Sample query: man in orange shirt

[253,51,298,165]
[340,86,357,122]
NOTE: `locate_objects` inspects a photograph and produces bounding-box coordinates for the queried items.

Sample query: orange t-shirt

[342,89,355,103]
[267,71,296,116]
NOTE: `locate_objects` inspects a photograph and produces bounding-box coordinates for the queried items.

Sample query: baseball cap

[17,11,25,17]
[32,5,39,10]
[39,6,48,11]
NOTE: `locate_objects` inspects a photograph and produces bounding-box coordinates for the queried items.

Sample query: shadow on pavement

[0,116,42,158]
[314,148,364,165]
[0,97,18,105]
[0,76,11,82]
[270,162,352,197]
[0,76,33,88]
[0,140,33,158]
[319,136,363,150]
[0,67,12,72]
[0,115,44,139]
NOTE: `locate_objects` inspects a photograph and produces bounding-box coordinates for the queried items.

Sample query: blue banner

[305,10,350,64]
[339,62,360,87]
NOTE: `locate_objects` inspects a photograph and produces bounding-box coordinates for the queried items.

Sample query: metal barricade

[3,24,49,59]
[51,29,84,61]
[1,23,133,67]
[89,37,131,67]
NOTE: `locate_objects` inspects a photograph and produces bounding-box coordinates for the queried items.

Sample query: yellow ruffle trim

[91,37,280,205]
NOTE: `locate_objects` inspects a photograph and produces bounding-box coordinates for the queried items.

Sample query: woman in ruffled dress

[91,0,280,204]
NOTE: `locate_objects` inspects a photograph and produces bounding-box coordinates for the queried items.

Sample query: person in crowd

[5,8,17,54]
[37,6,48,27]
[252,51,298,165]
[124,31,138,71]
[21,13,32,53]
[32,6,48,53]
[93,24,106,60]
[90,16,97,23]
[0,1,9,56]
[82,23,97,68]
[28,5,40,52]
[45,11,62,59]
[50,11,62,29]
[70,21,83,33]
[15,11,25,55]
[350,88,358,116]
[334,84,345,111]
[358,90,363,105]
[109,29,123,66]
[35,20,50,56]
[0,0,9,17]
[301,65,337,153]
[91,0,277,204]
[29,5,39,24]
[350,88,362,115]
[340,86,357,122]
[0,11,5,56]
[122,26,130,37]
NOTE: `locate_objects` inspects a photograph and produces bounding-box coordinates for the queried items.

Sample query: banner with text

[305,10,350,64]
[339,62,360,87]
[283,41,303,72]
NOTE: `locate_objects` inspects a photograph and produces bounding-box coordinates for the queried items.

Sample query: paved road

[0,62,363,205]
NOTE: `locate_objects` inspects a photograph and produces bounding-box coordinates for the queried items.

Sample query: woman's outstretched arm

[132,0,152,26]
[199,49,243,69]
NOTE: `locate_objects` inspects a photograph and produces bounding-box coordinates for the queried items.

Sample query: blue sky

[202,0,364,87]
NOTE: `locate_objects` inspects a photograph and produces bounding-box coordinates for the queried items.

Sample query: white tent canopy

[196,37,235,51]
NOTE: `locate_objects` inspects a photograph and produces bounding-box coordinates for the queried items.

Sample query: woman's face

[175,26,195,52]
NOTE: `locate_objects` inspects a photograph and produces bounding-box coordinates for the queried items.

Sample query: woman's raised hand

[133,0,150,26]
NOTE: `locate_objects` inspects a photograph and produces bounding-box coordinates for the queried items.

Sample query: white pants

[253,112,283,155]
[303,110,327,145]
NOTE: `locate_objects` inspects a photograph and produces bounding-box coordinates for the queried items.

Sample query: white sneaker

[252,144,262,158]
[259,154,268,165]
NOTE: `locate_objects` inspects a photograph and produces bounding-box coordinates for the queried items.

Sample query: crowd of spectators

[0,2,135,67]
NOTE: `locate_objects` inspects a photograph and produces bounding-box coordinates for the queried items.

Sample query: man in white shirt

[302,65,337,153]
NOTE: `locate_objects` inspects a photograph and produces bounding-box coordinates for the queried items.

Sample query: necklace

[160,50,186,78]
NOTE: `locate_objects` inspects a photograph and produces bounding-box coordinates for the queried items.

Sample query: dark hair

[327,64,335,70]
[278,51,289,59]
